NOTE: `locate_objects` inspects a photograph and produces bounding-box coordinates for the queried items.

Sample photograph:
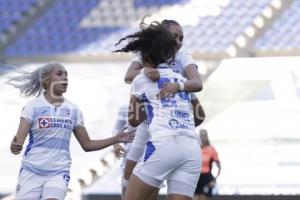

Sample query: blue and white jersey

[132,50,195,76]
[131,64,197,140]
[132,50,198,100]
[20,94,84,176]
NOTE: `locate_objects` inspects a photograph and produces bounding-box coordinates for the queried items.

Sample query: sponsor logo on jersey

[49,118,73,130]
[171,110,191,122]
[38,117,73,130]
[39,118,50,128]
[169,119,179,129]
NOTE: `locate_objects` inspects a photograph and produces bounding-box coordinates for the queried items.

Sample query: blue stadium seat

[255,0,300,51]
[4,0,275,57]
[0,0,39,36]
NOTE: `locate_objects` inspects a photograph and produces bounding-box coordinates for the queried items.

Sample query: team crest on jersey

[60,108,71,117]
[39,118,50,128]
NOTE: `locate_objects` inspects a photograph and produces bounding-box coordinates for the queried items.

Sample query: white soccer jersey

[132,50,195,76]
[112,105,136,152]
[20,94,84,176]
[131,64,197,140]
[132,50,198,100]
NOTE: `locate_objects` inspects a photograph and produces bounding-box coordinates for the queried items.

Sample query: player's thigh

[42,187,66,200]
[125,174,158,200]
[15,168,44,199]
[124,159,138,180]
[146,188,160,200]
[167,179,198,199]
[135,138,181,180]
[42,173,69,200]
[167,193,192,200]
[167,137,201,197]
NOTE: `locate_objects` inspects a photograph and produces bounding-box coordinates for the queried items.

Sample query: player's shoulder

[131,53,142,63]
[175,49,191,59]
[63,98,81,110]
[132,73,149,85]
[23,95,45,108]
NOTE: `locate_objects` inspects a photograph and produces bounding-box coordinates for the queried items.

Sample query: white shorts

[15,168,69,200]
[133,135,201,197]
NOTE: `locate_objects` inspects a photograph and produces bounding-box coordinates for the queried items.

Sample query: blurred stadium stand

[0,0,299,62]
[255,0,300,56]
[0,0,39,35]
[1,0,300,200]
[0,0,55,54]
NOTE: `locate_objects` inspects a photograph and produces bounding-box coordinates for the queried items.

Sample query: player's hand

[144,68,160,82]
[116,131,135,143]
[113,143,126,159]
[10,136,23,155]
[158,83,179,99]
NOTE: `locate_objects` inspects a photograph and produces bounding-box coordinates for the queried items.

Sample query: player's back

[131,64,197,140]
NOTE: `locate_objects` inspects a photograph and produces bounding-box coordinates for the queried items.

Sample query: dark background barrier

[82,195,300,200]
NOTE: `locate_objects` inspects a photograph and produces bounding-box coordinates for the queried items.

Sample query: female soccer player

[121,19,205,199]
[9,62,134,200]
[111,104,147,199]
[115,21,202,200]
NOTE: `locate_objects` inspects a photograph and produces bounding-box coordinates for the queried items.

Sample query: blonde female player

[115,21,202,200]
[9,62,134,200]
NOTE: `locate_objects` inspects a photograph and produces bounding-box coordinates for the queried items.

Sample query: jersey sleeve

[131,53,142,64]
[20,103,34,124]
[74,107,84,129]
[112,107,127,136]
[130,75,145,100]
[191,93,197,100]
[181,52,197,71]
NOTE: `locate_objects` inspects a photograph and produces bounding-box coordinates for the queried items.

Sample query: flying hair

[114,21,177,67]
[7,62,64,97]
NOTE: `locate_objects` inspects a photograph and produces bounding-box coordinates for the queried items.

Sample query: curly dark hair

[114,21,177,67]
[161,19,180,28]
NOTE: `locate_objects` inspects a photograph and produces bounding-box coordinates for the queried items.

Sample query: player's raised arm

[124,61,160,84]
[191,97,205,127]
